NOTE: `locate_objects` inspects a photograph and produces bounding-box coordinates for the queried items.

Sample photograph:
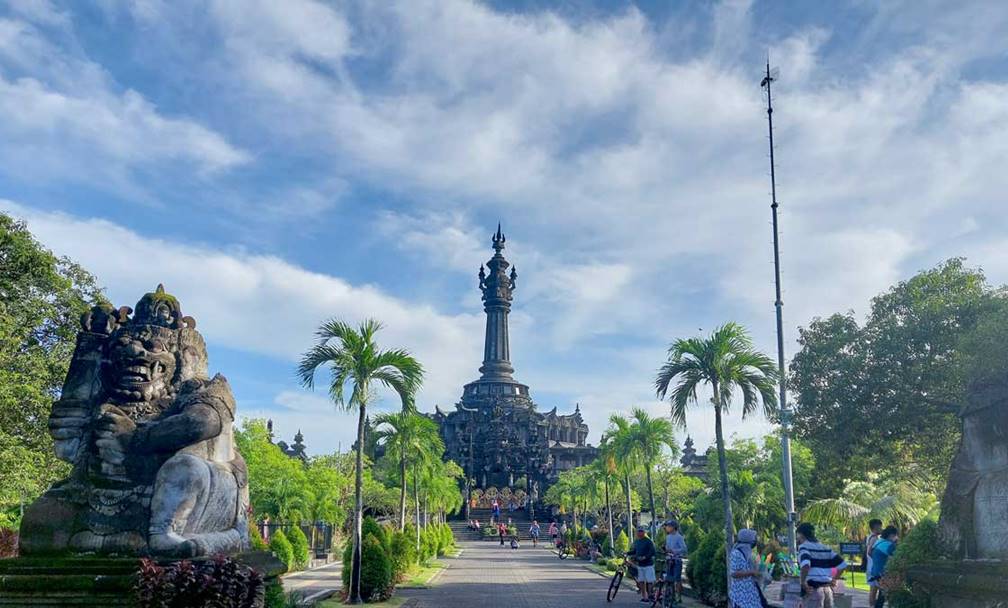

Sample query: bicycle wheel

[558,546,568,559]
[606,571,623,602]
[650,581,663,607]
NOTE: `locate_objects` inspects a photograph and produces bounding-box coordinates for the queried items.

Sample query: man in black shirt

[627,526,657,602]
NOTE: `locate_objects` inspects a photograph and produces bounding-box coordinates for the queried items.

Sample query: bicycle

[556,538,571,559]
[606,556,629,602]
[650,555,682,607]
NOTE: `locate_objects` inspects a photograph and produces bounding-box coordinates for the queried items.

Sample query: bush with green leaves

[687,529,726,606]
[419,527,438,562]
[269,529,295,571]
[613,530,630,555]
[287,526,310,571]
[389,529,416,580]
[362,516,389,551]
[249,520,269,552]
[359,534,394,602]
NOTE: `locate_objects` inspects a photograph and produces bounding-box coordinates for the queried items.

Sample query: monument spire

[478,223,516,381]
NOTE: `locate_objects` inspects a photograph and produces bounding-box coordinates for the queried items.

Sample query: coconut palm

[589,447,618,552]
[604,414,639,535]
[297,319,423,604]
[654,322,778,596]
[373,411,441,531]
[802,476,938,538]
[629,407,677,535]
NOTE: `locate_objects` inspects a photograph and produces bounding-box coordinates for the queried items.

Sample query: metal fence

[259,521,337,558]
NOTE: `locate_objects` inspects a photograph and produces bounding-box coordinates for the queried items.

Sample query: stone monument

[908,374,1008,606]
[18,285,249,558]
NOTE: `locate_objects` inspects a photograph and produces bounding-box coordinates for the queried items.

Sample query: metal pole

[763,61,798,558]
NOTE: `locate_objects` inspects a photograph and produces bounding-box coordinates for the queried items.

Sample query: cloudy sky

[3,0,1007,455]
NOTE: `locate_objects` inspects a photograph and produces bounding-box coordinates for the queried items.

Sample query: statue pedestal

[908,561,1008,608]
[0,552,285,607]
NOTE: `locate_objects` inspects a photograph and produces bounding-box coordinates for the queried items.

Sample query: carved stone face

[105,326,178,409]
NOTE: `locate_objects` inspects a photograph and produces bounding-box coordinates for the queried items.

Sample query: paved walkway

[400,539,702,608]
[281,560,342,601]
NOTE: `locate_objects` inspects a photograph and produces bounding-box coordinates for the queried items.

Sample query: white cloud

[0,201,484,451]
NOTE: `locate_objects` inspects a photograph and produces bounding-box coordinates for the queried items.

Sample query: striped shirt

[799,541,847,585]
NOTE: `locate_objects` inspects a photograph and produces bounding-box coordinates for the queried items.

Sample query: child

[510,534,520,550]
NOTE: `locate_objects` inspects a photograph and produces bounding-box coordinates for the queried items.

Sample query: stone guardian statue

[19,285,249,557]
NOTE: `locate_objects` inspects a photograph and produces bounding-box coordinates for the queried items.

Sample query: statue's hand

[94,405,136,465]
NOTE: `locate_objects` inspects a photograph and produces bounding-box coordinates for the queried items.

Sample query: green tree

[235,419,310,524]
[628,407,677,535]
[298,319,423,604]
[655,322,778,595]
[604,414,639,535]
[790,258,990,494]
[802,475,937,538]
[374,411,441,531]
[0,214,105,524]
[592,437,619,551]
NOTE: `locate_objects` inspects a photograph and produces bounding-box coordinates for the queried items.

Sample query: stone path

[281,560,342,602]
[399,539,703,608]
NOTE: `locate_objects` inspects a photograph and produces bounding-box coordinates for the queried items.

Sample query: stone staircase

[450,508,536,541]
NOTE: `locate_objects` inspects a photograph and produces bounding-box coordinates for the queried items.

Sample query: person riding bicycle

[529,520,541,547]
[626,526,657,602]
[663,520,687,600]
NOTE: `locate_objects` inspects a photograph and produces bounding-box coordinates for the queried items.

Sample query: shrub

[0,528,17,558]
[419,527,438,562]
[362,516,389,552]
[342,531,395,601]
[613,530,630,555]
[359,534,394,602]
[883,520,939,608]
[688,529,727,606]
[388,530,416,580]
[269,530,295,572]
[249,521,268,552]
[287,526,310,571]
[135,555,264,608]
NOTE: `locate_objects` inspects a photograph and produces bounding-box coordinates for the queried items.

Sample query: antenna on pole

[761,57,798,559]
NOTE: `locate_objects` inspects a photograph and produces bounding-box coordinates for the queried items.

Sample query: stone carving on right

[939,375,1008,560]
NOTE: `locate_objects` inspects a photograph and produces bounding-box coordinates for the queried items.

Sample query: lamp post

[761,60,798,557]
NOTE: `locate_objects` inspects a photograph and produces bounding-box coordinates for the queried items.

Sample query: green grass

[399,560,447,588]
[318,597,405,607]
[839,570,869,591]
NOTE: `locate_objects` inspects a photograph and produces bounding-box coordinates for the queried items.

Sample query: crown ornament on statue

[132,284,196,329]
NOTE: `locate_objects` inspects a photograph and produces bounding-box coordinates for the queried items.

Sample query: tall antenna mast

[761,59,798,558]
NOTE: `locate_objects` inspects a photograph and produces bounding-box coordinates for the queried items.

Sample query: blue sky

[3,0,1008,455]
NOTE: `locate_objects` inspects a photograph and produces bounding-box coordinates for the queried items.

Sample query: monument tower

[433,226,596,515]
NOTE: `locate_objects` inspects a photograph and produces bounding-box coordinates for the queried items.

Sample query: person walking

[529,520,541,548]
[626,526,657,602]
[729,528,765,608]
[498,521,507,546]
[869,527,899,608]
[797,523,847,608]
[492,499,500,525]
[865,519,883,608]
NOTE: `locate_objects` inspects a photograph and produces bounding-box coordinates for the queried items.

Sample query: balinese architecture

[266,419,308,461]
[432,226,596,513]
[679,436,710,481]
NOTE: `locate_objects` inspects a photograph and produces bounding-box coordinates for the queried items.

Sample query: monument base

[0,551,285,607]
[908,560,1008,608]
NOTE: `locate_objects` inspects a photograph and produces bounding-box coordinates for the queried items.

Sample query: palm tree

[589,448,617,553]
[802,476,937,538]
[654,322,777,596]
[604,414,638,536]
[629,407,677,535]
[373,411,440,531]
[298,319,423,604]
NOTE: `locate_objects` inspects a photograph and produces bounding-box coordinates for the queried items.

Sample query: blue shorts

[666,559,683,582]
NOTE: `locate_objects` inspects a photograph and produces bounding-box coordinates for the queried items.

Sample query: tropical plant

[801,476,938,538]
[298,319,423,604]
[374,411,442,532]
[604,414,638,535]
[628,407,677,535]
[269,529,294,571]
[655,322,778,596]
[590,439,619,552]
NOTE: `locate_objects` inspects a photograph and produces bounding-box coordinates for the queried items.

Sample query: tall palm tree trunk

[399,453,407,531]
[349,404,366,604]
[713,391,735,601]
[413,464,421,558]
[624,471,633,535]
[604,476,614,552]
[645,465,657,536]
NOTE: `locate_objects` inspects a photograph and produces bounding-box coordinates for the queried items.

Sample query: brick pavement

[400,539,703,608]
